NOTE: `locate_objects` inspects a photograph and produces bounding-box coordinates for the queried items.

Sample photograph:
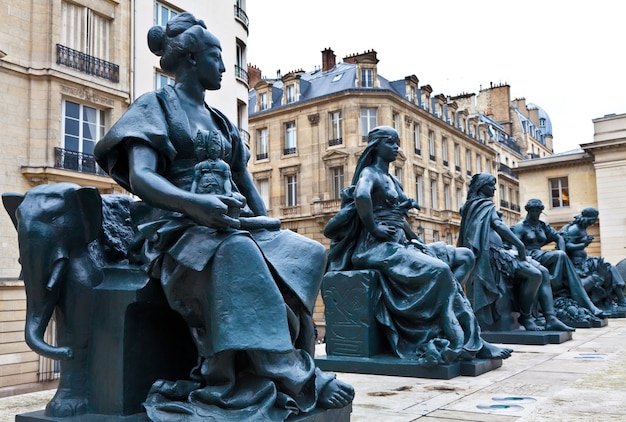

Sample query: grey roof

[527,103,553,136]
[249,62,402,114]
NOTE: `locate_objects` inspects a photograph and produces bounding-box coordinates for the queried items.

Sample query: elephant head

[3,182,102,361]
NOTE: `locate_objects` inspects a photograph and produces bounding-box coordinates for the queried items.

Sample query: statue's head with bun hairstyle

[147,12,219,76]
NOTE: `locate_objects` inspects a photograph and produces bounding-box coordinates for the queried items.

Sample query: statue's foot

[45,392,88,417]
[518,315,545,331]
[477,341,513,360]
[545,316,575,332]
[148,379,202,402]
[318,378,354,409]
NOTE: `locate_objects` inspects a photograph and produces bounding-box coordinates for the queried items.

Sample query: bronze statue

[324,127,512,366]
[458,174,573,332]
[559,207,626,309]
[93,12,353,421]
[512,199,607,316]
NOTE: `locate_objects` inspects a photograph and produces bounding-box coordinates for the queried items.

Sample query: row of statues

[4,11,624,421]
[324,126,624,363]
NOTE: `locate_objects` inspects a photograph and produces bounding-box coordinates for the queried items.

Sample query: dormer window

[361,68,373,88]
[259,92,268,111]
[286,85,296,103]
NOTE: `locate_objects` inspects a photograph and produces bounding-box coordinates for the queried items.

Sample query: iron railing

[56,44,119,82]
[234,5,249,27]
[235,64,249,85]
[55,147,107,176]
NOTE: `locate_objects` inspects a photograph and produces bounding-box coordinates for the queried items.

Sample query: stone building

[516,112,626,264]
[0,0,249,396]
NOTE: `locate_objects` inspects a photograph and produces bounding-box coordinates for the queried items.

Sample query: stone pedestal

[481,330,573,345]
[319,270,502,380]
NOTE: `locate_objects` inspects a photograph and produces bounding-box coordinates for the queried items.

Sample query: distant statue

[559,207,626,309]
[94,12,353,421]
[325,126,512,366]
[458,174,573,332]
[511,199,607,316]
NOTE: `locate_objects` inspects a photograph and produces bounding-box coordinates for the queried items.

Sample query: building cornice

[515,151,592,173]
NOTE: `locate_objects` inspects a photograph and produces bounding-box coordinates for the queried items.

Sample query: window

[444,184,451,210]
[361,68,373,87]
[428,131,435,161]
[431,179,438,210]
[433,230,440,242]
[408,87,415,103]
[257,178,269,209]
[392,112,401,131]
[256,128,268,160]
[331,166,345,199]
[446,233,453,245]
[360,108,377,141]
[454,143,461,171]
[155,2,178,25]
[61,100,105,172]
[476,155,482,173]
[442,137,449,166]
[415,174,423,207]
[155,71,174,89]
[413,123,421,155]
[486,158,491,174]
[259,92,268,111]
[394,167,403,184]
[465,150,472,175]
[550,177,570,208]
[328,111,343,146]
[456,186,463,210]
[284,122,296,154]
[286,85,296,103]
[62,1,111,61]
[286,175,298,207]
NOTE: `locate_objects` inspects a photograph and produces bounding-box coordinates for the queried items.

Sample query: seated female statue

[324,126,513,366]
[94,12,353,421]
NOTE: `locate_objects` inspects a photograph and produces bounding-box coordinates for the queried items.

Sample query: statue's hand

[371,223,396,241]
[187,194,244,229]
[239,216,281,231]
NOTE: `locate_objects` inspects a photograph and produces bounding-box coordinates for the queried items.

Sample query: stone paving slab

[2,320,626,421]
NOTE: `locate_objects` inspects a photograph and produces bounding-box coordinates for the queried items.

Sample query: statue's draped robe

[458,198,513,327]
[326,180,483,365]
[95,86,332,421]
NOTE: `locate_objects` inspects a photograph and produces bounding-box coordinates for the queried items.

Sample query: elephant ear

[2,193,25,229]
[75,187,103,243]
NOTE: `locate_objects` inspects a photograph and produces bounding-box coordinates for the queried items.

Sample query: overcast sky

[246,0,624,153]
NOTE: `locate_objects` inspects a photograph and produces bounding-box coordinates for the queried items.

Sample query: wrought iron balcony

[284,147,297,155]
[234,5,249,28]
[328,138,343,146]
[498,162,518,179]
[238,128,250,145]
[256,152,268,160]
[55,147,107,176]
[56,44,119,82]
[235,64,249,85]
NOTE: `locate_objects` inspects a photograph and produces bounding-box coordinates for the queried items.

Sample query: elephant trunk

[24,258,74,361]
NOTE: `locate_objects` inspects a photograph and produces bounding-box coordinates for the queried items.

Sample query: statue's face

[195,33,225,91]
[375,136,400,163]
[479,180,496,198]
[526,207,542,220]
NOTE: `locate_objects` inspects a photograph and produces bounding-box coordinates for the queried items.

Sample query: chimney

[247,64,262,88]
[322,47,336,71]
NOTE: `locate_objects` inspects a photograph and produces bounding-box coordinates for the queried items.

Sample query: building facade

[247,50,557,327]
[0,0,248,395]
[516,112,626,264]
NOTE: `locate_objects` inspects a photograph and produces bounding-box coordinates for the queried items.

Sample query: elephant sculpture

[3,182,104,417]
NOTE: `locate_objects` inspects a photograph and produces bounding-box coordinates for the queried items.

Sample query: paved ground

[2,319,626,421]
